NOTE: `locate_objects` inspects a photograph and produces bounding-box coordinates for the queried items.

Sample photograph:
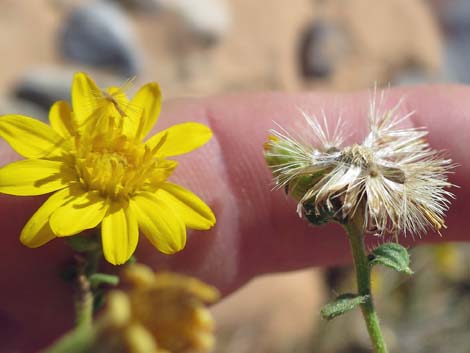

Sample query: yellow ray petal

[159,182,216,230]
[49,100,75,138]
[125,83,161,140]
[131,192,186,254]
[146,159,178,187]
[107,86,128,99]
[20,187,74,247]
[71,72,102,125]
[146,122,213,157]
[0,115,67,158]
[101,200,139,265]
[50,189,108,236]
[0,159,75,196]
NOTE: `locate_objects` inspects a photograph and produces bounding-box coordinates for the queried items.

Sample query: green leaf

[369,242,413,275]
[321,293,369,320]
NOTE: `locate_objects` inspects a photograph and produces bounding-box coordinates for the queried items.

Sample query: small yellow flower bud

[123,324,161,353]
[91,266,219,353]
[100,290,131,329]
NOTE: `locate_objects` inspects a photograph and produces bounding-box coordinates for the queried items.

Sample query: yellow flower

[0,72,216,265]
[96,265,219,353]
[123,264,219,353]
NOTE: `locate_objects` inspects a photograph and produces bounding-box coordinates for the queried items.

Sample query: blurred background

[0,0,468,352]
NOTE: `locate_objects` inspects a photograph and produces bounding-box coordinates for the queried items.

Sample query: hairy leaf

[369,242,413,275]
[321,293,369,320]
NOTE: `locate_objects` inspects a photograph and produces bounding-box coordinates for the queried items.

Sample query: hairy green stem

[42,255,97,353]
[344,220,389,353]
[74,251,100,329]
[75,260,94,329]
[75,273,93,329]
[39,326,94,353]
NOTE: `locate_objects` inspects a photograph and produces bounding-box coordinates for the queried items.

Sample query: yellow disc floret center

[74,117,157,199]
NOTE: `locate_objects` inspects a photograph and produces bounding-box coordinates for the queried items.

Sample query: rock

[441,33,470,83]
[59,1,141,76]
[430,0,470,83]
[299,21,348,79]
[112,0,162,13]
[13,69,72,113]
[0,97,49,122]
[12,68,125,114]
[300,0,442,90]
[432,0,470,30]
[161,0,231,45]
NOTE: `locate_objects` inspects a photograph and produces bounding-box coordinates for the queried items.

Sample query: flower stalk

[74,252,99,329]
[344,217,388,353]
[264,95,455,353]
[75,270,94,329]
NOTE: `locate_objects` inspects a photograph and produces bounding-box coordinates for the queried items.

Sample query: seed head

[264,94,454,237]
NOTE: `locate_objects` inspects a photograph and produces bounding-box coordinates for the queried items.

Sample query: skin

[0,85,469,352]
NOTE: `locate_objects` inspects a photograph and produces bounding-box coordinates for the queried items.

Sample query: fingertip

[158,86,470,275]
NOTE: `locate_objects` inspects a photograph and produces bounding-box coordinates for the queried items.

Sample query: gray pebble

[434,0,470,83]
[299,21,349,79]
[0,97,50,122]
[437,0,470,30]
[59,1,141,76]
[111,0,161,13]
[163,0,231,45]
[13,69,73,115]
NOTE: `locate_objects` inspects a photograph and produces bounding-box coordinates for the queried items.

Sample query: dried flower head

[264,94,454,237]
